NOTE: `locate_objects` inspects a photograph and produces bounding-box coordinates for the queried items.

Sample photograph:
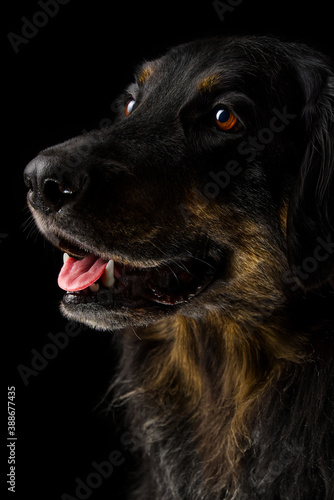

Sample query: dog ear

[287,69,334,290]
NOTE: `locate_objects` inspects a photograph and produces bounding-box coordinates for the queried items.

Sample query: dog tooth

[63,252,70,263]
[102,260,115,288]
[89,283,100,293]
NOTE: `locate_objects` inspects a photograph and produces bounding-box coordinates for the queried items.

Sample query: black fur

[287,49,334,288]
[24,36,334,499]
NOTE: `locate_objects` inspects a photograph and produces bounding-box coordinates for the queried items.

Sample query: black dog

[25,36,334,499]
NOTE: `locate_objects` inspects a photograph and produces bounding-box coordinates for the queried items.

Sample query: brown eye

[215,108,238,131]
[125,99,137,116]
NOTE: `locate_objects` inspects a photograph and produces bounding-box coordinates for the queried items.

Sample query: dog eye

[125,99,137,117]
[215,108,238,131]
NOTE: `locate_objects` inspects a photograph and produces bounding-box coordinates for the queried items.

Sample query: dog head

[24,36,334,330]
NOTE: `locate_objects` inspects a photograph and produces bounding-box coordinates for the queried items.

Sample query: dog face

[24,36,334,330]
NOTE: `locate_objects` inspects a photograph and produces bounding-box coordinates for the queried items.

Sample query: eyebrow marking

[198,74,221,93]
[137,65,154,86]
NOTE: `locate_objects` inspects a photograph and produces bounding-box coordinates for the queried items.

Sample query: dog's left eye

[125,99,137,117]
[215,108,238,131]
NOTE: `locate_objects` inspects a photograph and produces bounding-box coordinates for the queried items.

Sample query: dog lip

[58,238,89,259]
[62,289,149,309]
[56,235,163,268]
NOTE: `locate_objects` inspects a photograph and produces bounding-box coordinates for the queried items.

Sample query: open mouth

[56,238,218,309]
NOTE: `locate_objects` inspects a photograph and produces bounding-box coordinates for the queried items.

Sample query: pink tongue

[58,254,108,292]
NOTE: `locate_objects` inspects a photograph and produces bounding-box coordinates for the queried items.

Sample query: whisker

[22,217,38,241]
[191,255,216,270]
[148,239,169,258]
[131,326,142,340]
[165,263,180,285]
[147,236,216,277]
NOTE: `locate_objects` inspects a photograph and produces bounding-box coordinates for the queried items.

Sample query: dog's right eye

[215,108,238,131]
[125,99,137,117]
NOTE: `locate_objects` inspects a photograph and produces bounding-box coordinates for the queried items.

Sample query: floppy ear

[287,70,334,290]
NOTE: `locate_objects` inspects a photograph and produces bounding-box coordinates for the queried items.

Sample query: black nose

[24,154,88,213]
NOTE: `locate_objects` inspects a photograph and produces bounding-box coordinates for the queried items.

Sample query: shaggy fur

[24,36,334,499]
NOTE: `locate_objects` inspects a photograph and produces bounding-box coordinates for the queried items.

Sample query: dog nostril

[42,178,76,212]
[24,155,90,213]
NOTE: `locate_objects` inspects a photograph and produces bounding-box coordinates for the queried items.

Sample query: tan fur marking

[137,66,154,86]
[279,199,289,236]
[198,74,220,93]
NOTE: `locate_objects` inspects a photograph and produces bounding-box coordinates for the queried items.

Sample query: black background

[3,1,334,499]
